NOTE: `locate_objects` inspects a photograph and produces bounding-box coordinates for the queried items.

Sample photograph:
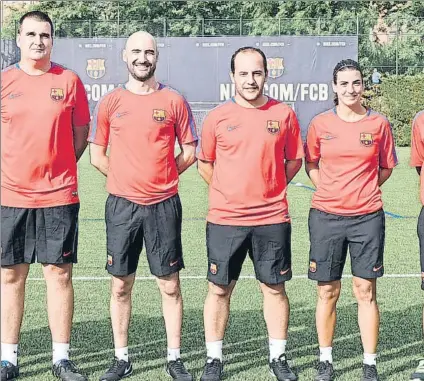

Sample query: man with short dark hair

[1,10,90,381]
[197,47,303,381]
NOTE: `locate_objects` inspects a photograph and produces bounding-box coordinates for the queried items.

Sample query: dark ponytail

[332,59,363,106]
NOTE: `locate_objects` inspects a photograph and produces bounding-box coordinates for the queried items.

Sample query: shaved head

[125,31,157,53]
[123,31,158,82]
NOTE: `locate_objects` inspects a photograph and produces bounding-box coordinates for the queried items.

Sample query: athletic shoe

[269,354,297,381]
[99,358,133,381]
[52,359,87,381]
[411,359,424,380]
[314,361,334,381]
[165,358,192,380]
[200,357,223,381]
[361,364,378,381]
[1,361,19,381]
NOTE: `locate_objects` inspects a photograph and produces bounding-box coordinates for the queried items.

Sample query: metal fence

[4,16,424,75]
[32,17,417,38]
[12,16,422,75]
[49,18,361,38]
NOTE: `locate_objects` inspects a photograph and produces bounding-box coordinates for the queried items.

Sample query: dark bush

[363,74,424,147]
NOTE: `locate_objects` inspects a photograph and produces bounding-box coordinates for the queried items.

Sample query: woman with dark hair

[304,59,398,381]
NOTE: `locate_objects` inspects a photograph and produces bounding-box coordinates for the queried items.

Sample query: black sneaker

[411,359,424,380]
[269,354,297,381]
[361,364,378,381]
[52,360,87,381]
[315,361,334,381]
[200,358,223,381]
[166,358,192,381]
[1,361,19,381]
[99,358,133,381]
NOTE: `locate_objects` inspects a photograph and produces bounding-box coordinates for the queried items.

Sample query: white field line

[27,273,421,281]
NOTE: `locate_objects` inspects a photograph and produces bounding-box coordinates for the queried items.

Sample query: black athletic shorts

[105,193,184,277]
[308,208,385,282]
[1,204,79,266]
[206,222,292,286]
[418,207,424,275]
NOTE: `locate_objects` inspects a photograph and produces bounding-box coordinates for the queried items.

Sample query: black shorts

[206,222,292,286]
[308,208,385,282]
[105,194,184,277]
[1,204,79,266]
[418,207,424,274]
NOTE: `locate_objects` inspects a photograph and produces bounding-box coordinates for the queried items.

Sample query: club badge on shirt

[360,132,373,147]
[50,88,64,101]
[266,120,280,134]
[153,109,166,122]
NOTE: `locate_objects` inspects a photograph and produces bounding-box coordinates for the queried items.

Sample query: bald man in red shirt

[1,11,90,381]
[89,31,197,381]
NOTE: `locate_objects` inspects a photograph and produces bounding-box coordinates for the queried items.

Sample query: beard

[127,60,156,82]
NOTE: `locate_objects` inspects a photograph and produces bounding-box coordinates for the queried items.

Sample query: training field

[19,147,422,380]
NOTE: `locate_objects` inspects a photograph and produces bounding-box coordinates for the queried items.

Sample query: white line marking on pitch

[26,274,421,281]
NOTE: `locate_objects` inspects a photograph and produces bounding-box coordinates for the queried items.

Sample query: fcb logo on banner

[267,57,285,79]
[153,109,166,122]
[86,58,106,80]
[360,132,373,146]
[50,88,64,101]
[266,120,280,134]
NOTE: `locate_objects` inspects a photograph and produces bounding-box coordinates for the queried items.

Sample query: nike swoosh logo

[116,111,130,118]
[170,260,179,267]
[8,92,23,99]
[323,135,336,140]
[63,251,72,257]
[373,265,383,272]
[280,268,290,275]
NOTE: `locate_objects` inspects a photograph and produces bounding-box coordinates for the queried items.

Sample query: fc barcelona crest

[267,57,285,79]
[267,120,280,134]
[50,88,64,101]
[86,58,106,80]
[210,263,218,275]
[360,132,373,146]
[153,109,166,122]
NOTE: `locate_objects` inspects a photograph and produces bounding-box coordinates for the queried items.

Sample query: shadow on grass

[18,301,423,380]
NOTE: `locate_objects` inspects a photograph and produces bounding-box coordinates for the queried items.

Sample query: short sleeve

[72,76,90,127]
[197,112,217,162]
[284,109,304,160]
[411,113,424,167]
[379,119,398,169]
[174,96,198,145]
[87,95,110,147]
[304,119,320,163]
